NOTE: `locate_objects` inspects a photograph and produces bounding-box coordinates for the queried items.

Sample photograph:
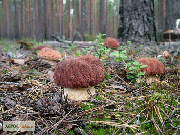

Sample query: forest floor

[0,39,179,135]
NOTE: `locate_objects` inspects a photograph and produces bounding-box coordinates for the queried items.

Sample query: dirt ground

[0,40,179,134]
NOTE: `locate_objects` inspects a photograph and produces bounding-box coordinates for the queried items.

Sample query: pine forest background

[0,0,166,41]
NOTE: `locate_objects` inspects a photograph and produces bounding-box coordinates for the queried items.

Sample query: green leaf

[75,50,81,56]
[127,75,135,79]
[138,72,145,76]
[114,58,121,62]
[106,74,110,79]
[128,66,137,70]
[128,71,136,74]
[111,51,120,57]
[121,50,127,54]
[140,65,147,68]
[126,63,132,66]
[119,54,127,60]
[133,61,140,66]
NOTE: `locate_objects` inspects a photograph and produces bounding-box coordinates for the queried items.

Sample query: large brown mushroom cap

[37,47,62,60]
[104,37,120,49]
[137,58,165,76]
[53,55,106,88]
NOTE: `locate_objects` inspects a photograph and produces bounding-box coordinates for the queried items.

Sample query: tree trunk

[3,0,10,38]
[34,0,38,39]
[51,0,56,37]
[64,0,70,39]
[156,0,166,41]
[57,0,63,37]
[118,0,157,43]
[164,0,180,31]
[74,0,79,33]
[44,0,51,40]
[0,1,3,38]
[69,0,72,40]
[37,0,43,41]
[99,0,106,34]
[81,0,88,40]
[14,0,20,39]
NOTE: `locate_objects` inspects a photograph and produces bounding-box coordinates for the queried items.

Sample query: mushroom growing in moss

[104,37,120,49]
[53,55,106,100]
[137,58,165,84]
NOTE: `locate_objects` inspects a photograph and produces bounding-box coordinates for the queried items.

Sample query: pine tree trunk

[118,0,157,43]
[44,0,51,40]
[14,0,20,39]
[81,0,88,39]
[99,0,106,34]
[164,0,180,30]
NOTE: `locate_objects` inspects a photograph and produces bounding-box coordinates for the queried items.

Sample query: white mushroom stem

[64,87,96,100]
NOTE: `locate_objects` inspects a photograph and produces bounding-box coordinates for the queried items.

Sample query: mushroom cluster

[137,58,165,84]
[37,47,62,60]
[104,37,120,49]
[53,55,106,100]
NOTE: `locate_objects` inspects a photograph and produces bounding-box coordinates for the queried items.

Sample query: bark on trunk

[14,0,20,39]
[118,0,157,43]
[99,0,106,34]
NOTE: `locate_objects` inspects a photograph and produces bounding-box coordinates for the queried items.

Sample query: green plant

[84,32,96,41]
[126,40,132,45]
[81,46,94,55]
[95,95,103,100]
[111,49,146,82]
[67,44,77,52]
[33,69,38,73]
[75,50,81,56]
[111,49,127,62]
[0,39,20,52]
[157,57,165,64]
[54,46,64,54]
[81,102,95,111]
[125,61,147,82]
[93,33,110,60]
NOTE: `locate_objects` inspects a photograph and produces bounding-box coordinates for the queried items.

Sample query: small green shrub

[125,61,147,82]
[93,33,110,60]
[126,40,132,45]
[75,50,81,56]
[84,32,96,41]
[111,49,146,82]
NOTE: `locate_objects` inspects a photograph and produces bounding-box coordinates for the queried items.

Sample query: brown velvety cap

[53,55,106,88]
[104,37,120,49]
[33,45,54,52]
[137,58,165,76]
[37,47,62,60]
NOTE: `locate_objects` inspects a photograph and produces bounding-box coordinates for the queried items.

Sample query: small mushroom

[37,47,62,60]
[53,55,106,100]
[104,37,120,49]
[137,58,165,84]
[163,51,172,58]
[157,51,172,59]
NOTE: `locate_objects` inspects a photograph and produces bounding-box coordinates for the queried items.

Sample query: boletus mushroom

[37,47,62,60]
[104,37,120,49]
[137,58,165,84]
[53,55,106,100]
